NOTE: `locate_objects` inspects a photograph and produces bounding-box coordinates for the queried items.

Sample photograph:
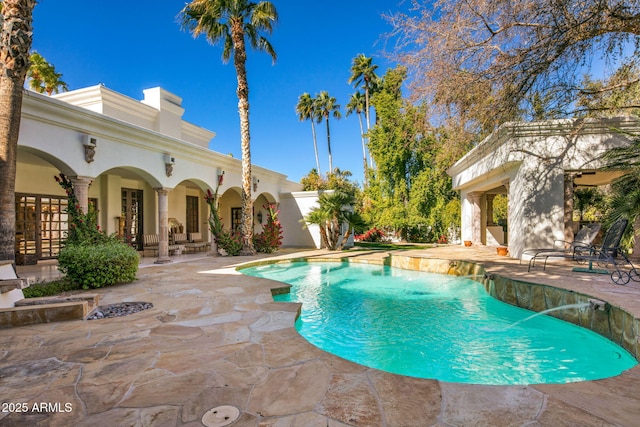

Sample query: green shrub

[253,204,283,253]
[205,187,244,256]
[215,229,243,256]
[22,279,81,298]
[57,242,139,289]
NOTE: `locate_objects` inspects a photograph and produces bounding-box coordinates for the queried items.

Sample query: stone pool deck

[2,246,640,426]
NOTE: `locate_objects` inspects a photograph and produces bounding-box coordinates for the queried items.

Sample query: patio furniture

[572,218,639,284]
[143,234,185,256]
[529,219,639,284]
[186,232,210,252]
[524,222,601,271]
[142,234,160,256]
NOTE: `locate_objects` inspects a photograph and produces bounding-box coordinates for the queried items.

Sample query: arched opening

[14,149,79,264]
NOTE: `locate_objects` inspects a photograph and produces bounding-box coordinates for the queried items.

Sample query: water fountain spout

[589,298,607,311]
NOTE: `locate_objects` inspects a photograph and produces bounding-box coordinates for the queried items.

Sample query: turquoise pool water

[241,261,637,385]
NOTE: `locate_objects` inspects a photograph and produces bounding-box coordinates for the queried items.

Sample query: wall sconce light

[257,211,263,224]
[253,176,259,192]
[83,134,97,163]
[164,153,175,177]
[216,168,225,186]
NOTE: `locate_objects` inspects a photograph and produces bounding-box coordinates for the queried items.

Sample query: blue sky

[32,1,404,185]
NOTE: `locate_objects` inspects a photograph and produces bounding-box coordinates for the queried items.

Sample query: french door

[121,189,143,249]
[15,194,69,261]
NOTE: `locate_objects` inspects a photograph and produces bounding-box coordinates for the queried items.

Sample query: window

[231,207,242,233]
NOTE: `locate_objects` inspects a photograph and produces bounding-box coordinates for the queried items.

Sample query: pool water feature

[241,261,637,385]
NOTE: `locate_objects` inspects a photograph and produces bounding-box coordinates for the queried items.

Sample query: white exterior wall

[279,191,322,248]
[15,87,307,255]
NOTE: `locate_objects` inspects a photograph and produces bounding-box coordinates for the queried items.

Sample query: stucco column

[486,194,495,225]
[70,176,92,214]
[502,180,511,246]
[155,188,172,264]
[564,173,575,242]
[468,191,483,244]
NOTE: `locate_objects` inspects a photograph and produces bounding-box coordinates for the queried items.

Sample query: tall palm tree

[27,52,68,95]
[348,54,378,134]
[295,92,321,175]
[180,0,278,255]
[0,0,37,263]
[315,91,340,173]
[346,91,368,186]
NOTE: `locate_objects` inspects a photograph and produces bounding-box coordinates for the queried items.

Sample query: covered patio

[447,117,640,258]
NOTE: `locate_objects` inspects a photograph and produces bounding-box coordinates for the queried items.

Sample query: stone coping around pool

[238,253,640,361]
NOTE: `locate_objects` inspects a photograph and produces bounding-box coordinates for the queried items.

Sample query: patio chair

[524,222,601,271]
[572,218,639,284]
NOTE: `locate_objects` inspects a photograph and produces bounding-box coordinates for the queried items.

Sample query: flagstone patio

[1,246,640,426]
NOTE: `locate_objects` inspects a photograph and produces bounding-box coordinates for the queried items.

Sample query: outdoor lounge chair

[573,218,640,284]
[524,222,601,271]
[530,218,639,285]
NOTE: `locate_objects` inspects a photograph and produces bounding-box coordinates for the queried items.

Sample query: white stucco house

[15,85,323,265]
[447,117,640,259]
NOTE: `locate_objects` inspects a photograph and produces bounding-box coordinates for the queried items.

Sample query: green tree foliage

[348,53,379,134]
[180,0,278,256]
[577,63,640,118]
[27,52,68,95]
[602,137,640,248]
[345,91,369,185]
[363,66,458,242]
[315,91,341,172]
[295,92,322,174]
[573,188,605,223]
[389,0,640,148]
[304,190,363,250]
[300,168,359,199]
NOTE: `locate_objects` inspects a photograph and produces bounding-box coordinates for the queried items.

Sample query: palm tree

[348,54,378,134]
[0,0,37,263]
[315,91,340,173]
[180,0,278,255]
[296,92,321,175]
[602,137,640,248]
[27,52,68,95]
[304,190,362,250]
[346,91,368,186]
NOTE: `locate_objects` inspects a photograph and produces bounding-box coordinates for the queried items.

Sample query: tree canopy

[363,66,459,242]
[27,52,68,95]
[388,0,640,146]
[179,0,278,255]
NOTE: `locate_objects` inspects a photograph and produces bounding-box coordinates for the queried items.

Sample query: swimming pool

[241,261,637,385]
